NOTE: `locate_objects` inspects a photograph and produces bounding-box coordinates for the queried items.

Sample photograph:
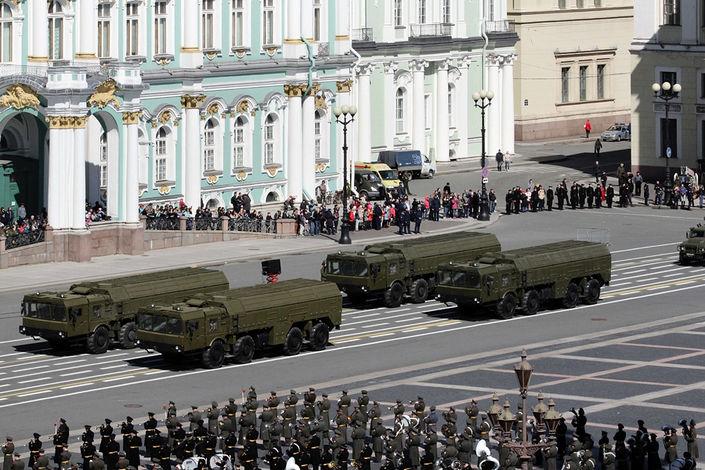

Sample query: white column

[72,118,87,230]
[181,0,202,68]
[124,112,140,224]
[29,0,48,61]
[501,55,516,155]
[47,117,70,229]
[76,0,97,60]
[487,55,501,158]
[182,95,205,210]
[301,0,313,41]
[302,85,317,199]
[356,64,373,163]
[435,60,450,163]
[411,59,428,153]
[336,80,352,190]
[335,0,351,54]
[286,84,304,200]
[383,62,398,150]
[682,0,698,44]
[457,57,471,158]
[284,0,303,58]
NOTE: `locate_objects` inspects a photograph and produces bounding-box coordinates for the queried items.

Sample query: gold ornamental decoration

[0,84,41,110]
[235,170,247,182]
[236,100,250,114]
[206,175,219,185]
[315,95,327,110]
[46,116,88,129]
[87,79,120,109]
[159,110,173,124]
[181,94,207,109]
[283,84,305,97]
[122,111,141,125]
[206,103,220,116]
[158,185,172,195]
[265,166,279,178]
[315,162,329,173]
[336,80,353,93]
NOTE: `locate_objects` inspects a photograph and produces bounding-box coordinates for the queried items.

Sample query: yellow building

[509,0,634,141]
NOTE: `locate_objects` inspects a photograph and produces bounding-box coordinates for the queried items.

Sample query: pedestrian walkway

[0,217,492,294]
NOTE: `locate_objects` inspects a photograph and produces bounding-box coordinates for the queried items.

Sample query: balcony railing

[352,28,375,42]
[0,64,49,78]
[4,230,45,250]
[409,23,453,38]
[484,20,515,33]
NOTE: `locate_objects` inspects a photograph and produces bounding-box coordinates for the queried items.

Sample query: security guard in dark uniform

[28,434,42,469]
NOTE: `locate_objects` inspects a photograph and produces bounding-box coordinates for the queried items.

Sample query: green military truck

[436,240,611,319]
[321,232,501,308]
[19,268,229,353]
[678,222,705,264]
[135,279,342,369]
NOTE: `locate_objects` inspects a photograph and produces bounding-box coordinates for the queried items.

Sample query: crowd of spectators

[0,203,46,238]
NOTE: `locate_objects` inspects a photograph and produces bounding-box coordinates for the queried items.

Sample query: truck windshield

[378,170,398,181]
[23,303,67,321]
[137,314,183,335]
[438,270,480,288]
[689,230,704,238]
[327,260,369,277]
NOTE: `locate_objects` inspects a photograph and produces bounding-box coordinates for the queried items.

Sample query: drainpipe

[301,36,316,95]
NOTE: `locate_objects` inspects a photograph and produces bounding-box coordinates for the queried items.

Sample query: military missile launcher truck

[436,240,611,319]
[20,268,229,353]
[678,221,705,264]
[135,279,342,369]
[321,232,501,307]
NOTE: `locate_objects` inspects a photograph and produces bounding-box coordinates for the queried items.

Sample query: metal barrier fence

[144,216,276,234]
[145,216,180,231]
[4,230,46,250]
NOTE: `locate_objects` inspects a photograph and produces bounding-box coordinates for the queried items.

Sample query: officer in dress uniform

[543,437,558,470]
[33,449,50,470]
[408,430,421,470]
[99,420,113,457]
[370,419,386,462]
[207,402,220,436]
[3,438,15,470]
[334,410,349,445]
[28,434,42,469]
[103,436,119,470]
[179,433,195,462]
[172,422,185,454]
[189,406,202,433]
[316,394,331,448]
[125,430,141,469]
[81,427,94,446]
[165,414,179,448]
[267,392,280,414]
[158,435,172,470]
[81,440,96,470]
[119,418,134,437]
[337,392,351,418]
[143,412,158,458]
[52,434,62,465]
[224,398,238,422]
[359,441,373,470]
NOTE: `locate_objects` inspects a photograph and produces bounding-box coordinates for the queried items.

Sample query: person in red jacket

[584,119,592,139]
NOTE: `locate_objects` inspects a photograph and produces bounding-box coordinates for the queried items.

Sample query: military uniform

[28,435,42,469]
[89,456,105,470]
[11,455,24,470]
[337,392,351,417]
[423,431,438,463]
[52,435,62,465]
[464,401,479,431]
[99,421,113,456]
[224,399,238,421]
[207,402,220,436]
[350,425,365,461]
[81,427,94,446]
[104,437,120,470]
[81,441,96,470]
[158,437,172,470]
[3,440,15,470]
[222,433,237,462]
[143,413,158,458]
[115,454,128,470]
[33,452,50,470]
[408,432,421,469]
[334,410,349,444]
[127,433,141,469]
[371,420,386,461]
[188,407,202,432]
[308,435,322,470]
[543,440,558,470]
[316,395,331,446]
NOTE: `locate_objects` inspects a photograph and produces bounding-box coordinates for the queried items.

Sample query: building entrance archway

[0,112,47,216]
[86,111,120,219]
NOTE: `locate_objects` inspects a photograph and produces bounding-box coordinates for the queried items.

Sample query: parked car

[600,123,631,142]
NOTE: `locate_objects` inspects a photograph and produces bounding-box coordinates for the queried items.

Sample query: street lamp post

[652,81,682,204]
[333,104,357,245]
[473,90,494,222]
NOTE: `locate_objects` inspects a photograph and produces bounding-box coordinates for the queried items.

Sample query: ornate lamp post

[333,104,357,245]
[498,399,516,441]
[472,90,494,222]
[652,81,682,201]
[486,392,502,431]
[543,398,562,437]
[532,392,548,434]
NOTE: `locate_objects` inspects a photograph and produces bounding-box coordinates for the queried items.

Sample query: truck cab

[437,259,517,306]
[679,223,705,264]
[354,169,383,200]
[354,162,401,192]
[321,250,389,302]
[377,150,436,179]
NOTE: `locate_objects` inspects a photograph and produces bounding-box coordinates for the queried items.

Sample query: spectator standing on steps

[634,172,643,196]
[504,152,511,171]
[495,149,504,172]
[584,119,592,138]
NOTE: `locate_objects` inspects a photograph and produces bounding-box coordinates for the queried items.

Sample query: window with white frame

[48,1,64,60]
[313,0,322,41]
[418,0,427,23]
[203,118,217,172]
[231,0,245,48]
[314,110,328,160]
[125,2,139,56]
[153,0,168,55]
[561,66,570,103]
[396,88,406,134]
[264,114,277,165]
[597,64,606,100]
[448,84,455,127]
[394,0,403,26]
[579,65,588,101]
[424,94,431,130]
[202,0,214,49]
[442,0,451,24]
[0,3,12,63]
[664,0,681,25]
[155,127,169,182]
[262,0,275,45]
[233,116,249,169]
[97,2,111,59]
[99,132,108,188]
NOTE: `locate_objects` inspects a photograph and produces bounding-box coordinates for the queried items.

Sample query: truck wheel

[202,341,226,369]
[87,326,111,354]
[522,290,540,315]
[384,282,405,308]
[309,323,330,351]
[583,279,601,305]
[495,294,517,320]
[283,327,304,356]
[562,282,580,309]
[410,278,429,304]
[118,322,137,349]
[233,335,256,364]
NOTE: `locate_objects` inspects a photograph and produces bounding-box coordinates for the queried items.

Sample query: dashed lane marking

[60,383,94,390]
[104,375,133,382]
[396,317,424,323]
[17,377,47,384]
[11,365,48,373]
[361,323,390,329]
[17,390,52,397]
[60,370,95,377]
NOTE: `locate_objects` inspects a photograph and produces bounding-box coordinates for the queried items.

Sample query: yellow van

[354,162,401,190]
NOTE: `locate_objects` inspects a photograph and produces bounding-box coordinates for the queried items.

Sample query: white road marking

[144,371,166,376]
[369,333,395,338]
[100,365,126,370]
[11,365,48,373]
[104,376,133,382]
[395,317,425,323]
[663,272,684,278]
[344,312,381,321]
[612,259,677,272]
[0,338,34,345]
[612,267,688,282]
[335,338,360,344]
[17,377,47,384]
[60,370,95,377]
[612,243,677,254]
[17,390,52,397]
[362,323,390,329]
[3,281,705,409]
[341,311,425,328]
[60,383,94,390]
[607,282,632,288]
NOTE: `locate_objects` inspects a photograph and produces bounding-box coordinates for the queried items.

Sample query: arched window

[448,84,455,128]
[266,191,279,203]
[0,3,12,63]
[396,88,406,134]
[264,114,278,165]
[99,132,108,188]
[201,0,214,49]
[203,118,217,172]
[314,109,329,160]
[155,127,170,182]
[48,1,64,60]
[233,115,250,169]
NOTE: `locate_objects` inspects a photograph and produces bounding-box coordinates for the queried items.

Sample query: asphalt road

[3,140,705,457]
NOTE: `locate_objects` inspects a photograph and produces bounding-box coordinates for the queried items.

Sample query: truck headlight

[19,325,26,334]
[175,345,182,352]
[58,331,65,338]
[135,339,141,346]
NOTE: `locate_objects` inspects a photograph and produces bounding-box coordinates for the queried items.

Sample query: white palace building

[0,0,516,235]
